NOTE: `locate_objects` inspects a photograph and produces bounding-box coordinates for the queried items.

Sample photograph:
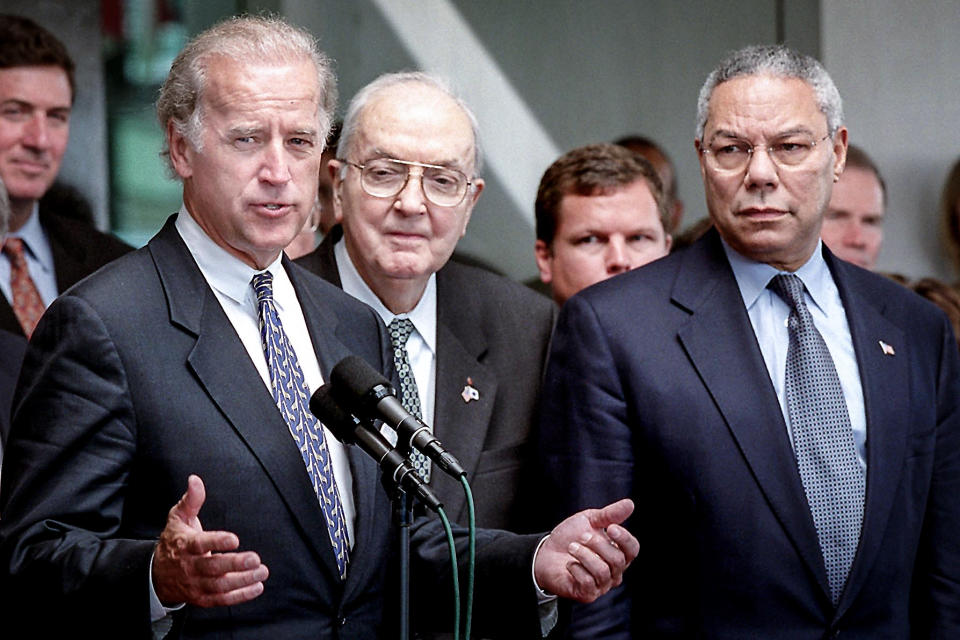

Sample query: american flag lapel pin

[461,377,480,403]
[878,340,896,356]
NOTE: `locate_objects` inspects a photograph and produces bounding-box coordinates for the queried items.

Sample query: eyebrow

[707,126,817,143]
[368,147,467,170]
[0,98,72,114]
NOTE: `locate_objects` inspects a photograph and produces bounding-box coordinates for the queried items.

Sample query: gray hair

[0,174,9,239]
[695,44,843,140]
[156,15,337,176]
[339,71,483,177]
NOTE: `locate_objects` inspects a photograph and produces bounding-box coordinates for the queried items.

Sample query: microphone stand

[383,474,415,640]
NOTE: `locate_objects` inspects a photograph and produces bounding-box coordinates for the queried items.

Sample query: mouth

[385,229,428,243]
[737,207,789,221]
[251,202,292,216]
[10,158,51,174]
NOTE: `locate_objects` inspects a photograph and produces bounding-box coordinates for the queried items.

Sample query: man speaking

[0,15,637,639]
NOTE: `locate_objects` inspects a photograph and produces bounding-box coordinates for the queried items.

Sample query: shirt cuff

[532,535,559,637]
[149,549,186,621]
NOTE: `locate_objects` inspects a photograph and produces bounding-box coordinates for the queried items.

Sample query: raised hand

[152,475,269,607]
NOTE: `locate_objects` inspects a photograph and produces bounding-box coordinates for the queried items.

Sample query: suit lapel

[432,319,496,521]
[674,233,830,597]
[148,220,344,582]
[827,257,909,612]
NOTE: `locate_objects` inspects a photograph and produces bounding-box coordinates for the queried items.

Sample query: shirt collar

[723,238,832,314]
[174,205,287,308]
[334,236,437,354]
[10,202,54,273]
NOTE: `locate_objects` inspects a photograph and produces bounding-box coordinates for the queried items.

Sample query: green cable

[461,476,476,640]
[437,505,460,640]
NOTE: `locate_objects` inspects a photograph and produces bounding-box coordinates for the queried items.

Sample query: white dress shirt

[723,239,867,468]
[0,203,59,307]
[334,238,438,428]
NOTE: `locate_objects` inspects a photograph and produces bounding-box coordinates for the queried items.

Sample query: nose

[606,237,631,275]
[743,146,779,191]
[842,221,866,247]
[393,167,428,215]
[258,140,292,185]
[22,113,51,150]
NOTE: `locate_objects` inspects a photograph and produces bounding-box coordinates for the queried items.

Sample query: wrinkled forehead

[355,84,477,172]
[704,74,825,139]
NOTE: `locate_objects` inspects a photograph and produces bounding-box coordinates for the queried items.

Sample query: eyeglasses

[344,157,473,207]
[700,133,832,173]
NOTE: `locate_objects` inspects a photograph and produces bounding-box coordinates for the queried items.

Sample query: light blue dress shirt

[0,204,59,307]
[723,240,867,469]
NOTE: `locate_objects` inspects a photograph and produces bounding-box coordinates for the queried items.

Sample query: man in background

[820,144,886,269]
[297,72,557,534]
[615,134,685,232]
[534,143,671,306]
[0,14,130,338]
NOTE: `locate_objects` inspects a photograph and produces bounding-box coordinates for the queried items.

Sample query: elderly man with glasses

[538,44,960,638]
[296,72,557,540]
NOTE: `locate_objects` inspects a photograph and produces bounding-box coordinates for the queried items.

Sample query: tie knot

[251,271,274,303]
[388,317,415,348]
[768,273,807,312]
[3,237,25,260]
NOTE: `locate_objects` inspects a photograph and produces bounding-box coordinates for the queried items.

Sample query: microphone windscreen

[309,383,359,444]
[330,355,390,403]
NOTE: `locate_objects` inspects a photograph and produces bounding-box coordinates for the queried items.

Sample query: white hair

[696,44,843,140]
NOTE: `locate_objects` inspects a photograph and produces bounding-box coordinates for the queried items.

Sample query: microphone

[330,355,467,478]
[310,384,442,512]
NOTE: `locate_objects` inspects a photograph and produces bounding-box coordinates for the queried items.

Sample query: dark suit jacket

[0,328,26,444]
[0,206,133,336]
[538,229,960,639]
[296,229,557,533]
[0,217,542,639]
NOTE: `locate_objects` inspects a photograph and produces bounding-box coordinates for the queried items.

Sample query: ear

[328,158,345,224]
[458,177,484,237]
[831,127,849,181]
[168,121,194,180]
[664,233,673,253]
[534,239,553,284]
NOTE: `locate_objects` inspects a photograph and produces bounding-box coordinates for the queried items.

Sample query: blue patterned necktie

[388,317,431,482]
[251,271,349,579]
[769,273,864,604]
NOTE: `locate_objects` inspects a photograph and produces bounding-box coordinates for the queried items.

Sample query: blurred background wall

[6,0,959,282]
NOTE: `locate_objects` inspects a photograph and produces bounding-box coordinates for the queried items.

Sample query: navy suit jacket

[539,229,960,639]
[0,217,542,639]
[296,229,557,533]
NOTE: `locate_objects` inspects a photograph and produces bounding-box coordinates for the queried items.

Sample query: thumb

[172,474,206,526]
[590,498,634,528]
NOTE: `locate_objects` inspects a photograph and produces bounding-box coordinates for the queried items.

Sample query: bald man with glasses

[296,72,556,536]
